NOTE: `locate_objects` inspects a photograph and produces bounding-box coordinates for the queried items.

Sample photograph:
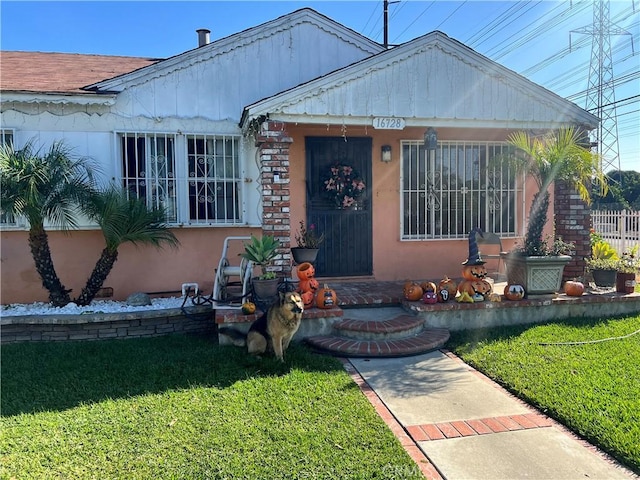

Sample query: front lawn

[1,336,423,479]
[447,313,640,473]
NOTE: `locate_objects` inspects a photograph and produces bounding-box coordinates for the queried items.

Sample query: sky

[1,0,638,172]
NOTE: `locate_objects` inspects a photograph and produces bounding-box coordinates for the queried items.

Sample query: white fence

[591,210,640,255]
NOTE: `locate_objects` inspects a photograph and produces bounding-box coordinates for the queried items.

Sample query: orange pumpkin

[462,264,487,280]
[300,290,315,306]
[298,278,319,293]
[241,301,256,315]
[316,284,337,309]
[471,279,492,297]
[420,281,437,293]
[438,276,458,297]
[504,284,525,301]
[457,280,476,296]
[297,262,315,280]
[564,281,584,297]
[404,283,424,301]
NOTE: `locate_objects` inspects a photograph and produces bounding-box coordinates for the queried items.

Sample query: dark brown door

[305,137,372,277]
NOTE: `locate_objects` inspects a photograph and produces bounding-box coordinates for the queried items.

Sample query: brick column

[255,120,293,277]
[554,180,591,282]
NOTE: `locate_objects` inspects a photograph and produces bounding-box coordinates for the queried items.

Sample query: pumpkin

[437,288,451,303]
[438,276,458,297]
[489,293,502,303]
[564,281,584,297]
[404,283,424,301]
[297,262,315,280]
[317,284,337,309]
[457,280,476,296]
[420,281,437,293]
[461,264,487,281]
[504,284,525,301]
[422,290,438,304]
[471,279,492,298]
[403,279,414,295]
[301,290,315,306]
[241,301,256,315]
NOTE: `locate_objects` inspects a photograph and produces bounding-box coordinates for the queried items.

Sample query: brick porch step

[333,315,424,340]
[305,327,450,358]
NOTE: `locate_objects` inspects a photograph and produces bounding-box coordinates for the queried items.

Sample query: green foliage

[506,127,608,256]
[241,234,280,278]
[593,170,640,209]
[592,240,619,260]
[1,337,422,479]
[448,315,640,472]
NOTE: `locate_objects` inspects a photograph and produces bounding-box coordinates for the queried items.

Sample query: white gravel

[0,296,188,317]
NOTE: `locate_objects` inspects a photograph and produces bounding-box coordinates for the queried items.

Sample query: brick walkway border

[341,351,638,480]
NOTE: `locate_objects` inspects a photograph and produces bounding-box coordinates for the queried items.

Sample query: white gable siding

[244,34,597,130]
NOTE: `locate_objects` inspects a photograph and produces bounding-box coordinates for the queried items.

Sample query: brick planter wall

[255,120,293,277]
[554,180,591,282]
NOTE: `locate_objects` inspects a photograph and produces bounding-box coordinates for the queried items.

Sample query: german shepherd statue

[219,291,304,361]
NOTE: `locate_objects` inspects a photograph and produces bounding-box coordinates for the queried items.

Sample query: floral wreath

[323,164,366,209]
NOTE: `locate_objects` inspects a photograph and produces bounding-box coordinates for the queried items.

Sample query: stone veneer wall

[255,120,293,277]
[554,180,591,282]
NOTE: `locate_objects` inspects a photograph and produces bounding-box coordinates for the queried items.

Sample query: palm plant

[507,127,607,256]
[74,185,179,306]
[0,141,96,306]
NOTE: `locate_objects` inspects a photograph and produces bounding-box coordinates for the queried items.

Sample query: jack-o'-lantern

[404,283,424,301]
[317,284,338,308]
[298,278,319,293]
[421,281,437,293]
[462,264,487,280]
[504,284,525,301]
[300,290,315,306]
[438,276,458,297]
[457,280,476,296]
[471,279,492,298]
[422,290,438,304]
[297,262,315,280]
[564,281,584,297]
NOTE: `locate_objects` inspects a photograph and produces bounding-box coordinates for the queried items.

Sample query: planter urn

[291,248,319,265]
[503,254,572,295]
[616,272,636,294]
[591,269,617,288]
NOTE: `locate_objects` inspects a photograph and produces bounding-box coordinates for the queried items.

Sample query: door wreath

[323,164,366,209]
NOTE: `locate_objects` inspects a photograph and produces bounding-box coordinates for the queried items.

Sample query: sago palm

[0,141,96,306]
[75,185,179,306]
[507,127,607,255]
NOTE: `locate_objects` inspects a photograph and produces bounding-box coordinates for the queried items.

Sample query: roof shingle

[0,51,161,94]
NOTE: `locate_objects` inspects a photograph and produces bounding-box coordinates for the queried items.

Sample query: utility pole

[571,0,634,175]
[383,0,400,49]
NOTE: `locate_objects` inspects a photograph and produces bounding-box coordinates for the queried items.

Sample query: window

[0,129,16,226]
[401,140,522,240]
[187,135,241,223]
[119,132,242,225]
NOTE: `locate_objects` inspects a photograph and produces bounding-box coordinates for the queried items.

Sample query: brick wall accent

[255,120,293,276]
[554,180,591,282]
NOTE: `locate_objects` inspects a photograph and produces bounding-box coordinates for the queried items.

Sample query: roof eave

[1,91,117,106]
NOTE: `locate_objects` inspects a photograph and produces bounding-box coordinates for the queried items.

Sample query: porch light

[424,127,437,150]
[381,144,392,163]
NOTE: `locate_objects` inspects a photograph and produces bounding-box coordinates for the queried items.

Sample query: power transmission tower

[571,0,633,174]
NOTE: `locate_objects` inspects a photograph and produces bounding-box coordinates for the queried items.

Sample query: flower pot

[616,272,636,294]
[291,248,319,264]
[503,254,571,295]
[591,269,617,288]
[251,277,281,302]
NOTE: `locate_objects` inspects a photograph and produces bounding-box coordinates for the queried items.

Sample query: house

[0,8,597,304]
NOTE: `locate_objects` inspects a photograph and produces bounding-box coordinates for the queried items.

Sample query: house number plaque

[372,117,405,130]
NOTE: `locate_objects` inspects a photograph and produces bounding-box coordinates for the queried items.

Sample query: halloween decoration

[504,284,526,301]
[456,291,474,303]
[462,264,488,281]
[462,228,486,266]
[297,262,316,280]
[317,284,338,308]
[438,276,458,297]
[564,281,585,297]
[404,283,424,301]
[422,290,438,304]
[437,288,451,303]
[421,281,437,293]
[472,292,485,302]
[489,293,502,302]
[297,263,319,306]
[241,301,256,315]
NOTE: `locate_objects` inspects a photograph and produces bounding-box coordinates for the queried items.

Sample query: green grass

[447,314,640,473]
[1,336,424,479]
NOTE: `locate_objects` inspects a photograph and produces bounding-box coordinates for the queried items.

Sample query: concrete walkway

[341,317,637,479]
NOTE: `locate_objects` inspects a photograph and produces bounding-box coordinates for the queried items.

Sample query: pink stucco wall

[1,124,551,305]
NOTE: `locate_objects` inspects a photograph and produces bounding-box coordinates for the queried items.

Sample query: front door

[305,137,372,277]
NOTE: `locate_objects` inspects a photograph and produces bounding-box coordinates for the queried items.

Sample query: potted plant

[501,127,607,294]
[615,245,639,294]
[585,239,619,287]
[240,234,281,301]
[291,221,325,264]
